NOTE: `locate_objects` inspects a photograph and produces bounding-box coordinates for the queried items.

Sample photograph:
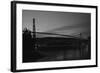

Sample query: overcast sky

[22,10,91,38]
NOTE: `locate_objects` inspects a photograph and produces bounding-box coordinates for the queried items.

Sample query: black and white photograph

[11,1,97,72]
[22,10,91,63]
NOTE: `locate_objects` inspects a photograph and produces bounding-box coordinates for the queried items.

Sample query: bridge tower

[33,18,36,38]
[32,18,37,50]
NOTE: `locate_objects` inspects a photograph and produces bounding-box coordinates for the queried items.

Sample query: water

[36,47,90,62]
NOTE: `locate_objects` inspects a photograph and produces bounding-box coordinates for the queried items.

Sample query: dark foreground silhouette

[23,29,91,63]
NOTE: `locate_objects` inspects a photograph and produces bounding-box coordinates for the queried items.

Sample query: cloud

[47,22,90,33]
